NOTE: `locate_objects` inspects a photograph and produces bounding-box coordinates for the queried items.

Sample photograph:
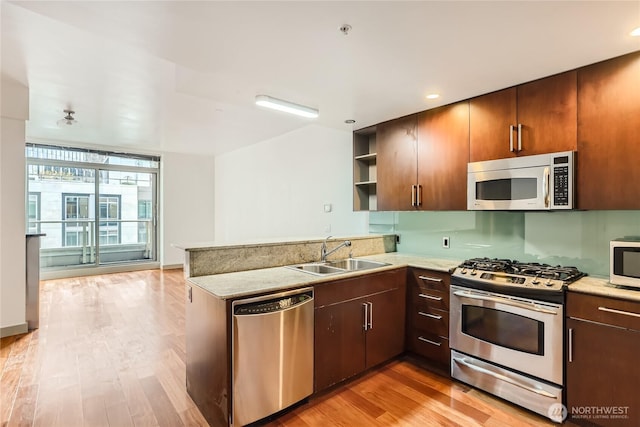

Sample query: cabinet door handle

[418,275,442,283]
[411,185,417,207]
[568,328,573,363]
[418,311,442,320]
[188,286,192,303]
[418,293,443,301]
[517,123,522,151]
[368,302,373,330]
[362,302,368,331]
[418,336,441,346]
[509,125,515,152]
[598,306,640,318]
[417,185,422,206]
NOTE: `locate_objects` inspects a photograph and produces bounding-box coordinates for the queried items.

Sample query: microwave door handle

[543,167,550,208]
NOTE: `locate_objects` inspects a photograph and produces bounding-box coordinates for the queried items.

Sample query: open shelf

[353,126,377,211]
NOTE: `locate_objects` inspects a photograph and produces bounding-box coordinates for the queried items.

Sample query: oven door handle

[452,356,557,399]
[452,291,558,315]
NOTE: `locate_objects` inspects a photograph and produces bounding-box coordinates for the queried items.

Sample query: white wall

[214,124,368,242]
[1,76,28,335]
[161,151,215,266]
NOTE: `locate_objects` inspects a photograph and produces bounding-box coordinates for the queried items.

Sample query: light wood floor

[2,269,563,426]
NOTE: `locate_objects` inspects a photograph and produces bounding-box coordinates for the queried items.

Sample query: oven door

[450,285,563,385]
[467,165,550,210]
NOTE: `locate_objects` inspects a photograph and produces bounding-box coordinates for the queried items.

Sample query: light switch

[324,203,332,213]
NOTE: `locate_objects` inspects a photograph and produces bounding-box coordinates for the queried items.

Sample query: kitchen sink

[286,258,390,276]
[288,263,346,276]
[326,258,389,271]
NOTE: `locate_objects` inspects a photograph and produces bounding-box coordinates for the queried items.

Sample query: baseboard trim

[1,323,28,338]
[161,264,183,270]
[41,262,161,280]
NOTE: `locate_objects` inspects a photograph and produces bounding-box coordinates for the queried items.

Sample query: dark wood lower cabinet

[314,269,407,392]
[566,292,640,426]
[405,268,451,370]
[185,284,230,427]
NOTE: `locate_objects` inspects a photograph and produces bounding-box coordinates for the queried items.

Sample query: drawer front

[409,331,450,366]
[411,304,449,338]
[315,268,406,307]
[567,291,640,331]
[410,268,450,293]
[411,287,449,311]
[409,268,450,310]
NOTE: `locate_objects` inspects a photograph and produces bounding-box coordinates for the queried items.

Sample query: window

[138,200,152,243]
[99,195,120,245]
[63,194,91,247]
[27,192,41,234]
[26,143,159,269]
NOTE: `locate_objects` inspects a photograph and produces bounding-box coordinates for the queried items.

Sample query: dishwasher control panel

[234,291,313,315]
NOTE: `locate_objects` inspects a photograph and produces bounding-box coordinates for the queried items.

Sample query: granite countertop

[568,275,640,303]
[187,253,461,300]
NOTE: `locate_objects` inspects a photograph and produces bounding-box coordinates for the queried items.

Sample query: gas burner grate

[457,258,586,284]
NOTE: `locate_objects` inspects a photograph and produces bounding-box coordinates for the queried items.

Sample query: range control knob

[545,279,554,287]
[470,269,477,276]
[532,276,540,285]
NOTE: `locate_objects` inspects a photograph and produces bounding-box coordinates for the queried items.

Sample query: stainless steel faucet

[320,236,351,262]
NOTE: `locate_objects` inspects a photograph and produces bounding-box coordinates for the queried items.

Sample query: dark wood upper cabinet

[375,102,468,211]
[469,88,516,162]
[577,51,640,210]
[417,102,470,210]
[376,114,418,211]
[469,71,577,162]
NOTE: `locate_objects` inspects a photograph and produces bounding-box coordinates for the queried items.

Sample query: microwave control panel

[553,165,569,205]
[552,154,571,207]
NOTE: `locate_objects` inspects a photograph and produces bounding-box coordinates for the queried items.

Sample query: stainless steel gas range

[449,258,585,422]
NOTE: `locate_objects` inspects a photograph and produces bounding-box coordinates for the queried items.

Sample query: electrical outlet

[442,236,450,249]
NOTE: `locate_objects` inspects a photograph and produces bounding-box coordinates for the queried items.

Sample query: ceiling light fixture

[255,95,319,118]
[426,93,440,99]
[57,109,77,126]
[631,26,640,36]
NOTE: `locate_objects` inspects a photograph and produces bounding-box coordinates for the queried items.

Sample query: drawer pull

[598,306,640,318]
[418,311,442,320]
[418,275,443,283]
[418,293,443,301]
[418,336,441,346]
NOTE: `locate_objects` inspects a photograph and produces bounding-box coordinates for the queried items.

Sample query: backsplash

[369,210,640,278]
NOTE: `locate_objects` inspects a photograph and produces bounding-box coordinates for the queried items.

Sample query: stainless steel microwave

[610,238,640,288]
[467,151,574,210]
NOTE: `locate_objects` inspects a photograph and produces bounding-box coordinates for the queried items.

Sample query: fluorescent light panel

[255,95,318,118]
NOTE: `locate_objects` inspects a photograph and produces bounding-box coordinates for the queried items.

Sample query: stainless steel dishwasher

[232,287,314,426]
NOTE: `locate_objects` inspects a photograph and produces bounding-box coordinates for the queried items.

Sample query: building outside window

[138,199,152,244]
[63,193,91,247]
[26,144,159,272]
[99,195,120,245]
[27,192,41,234]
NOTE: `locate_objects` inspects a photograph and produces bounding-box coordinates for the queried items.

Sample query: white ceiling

[2,1,639,156]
